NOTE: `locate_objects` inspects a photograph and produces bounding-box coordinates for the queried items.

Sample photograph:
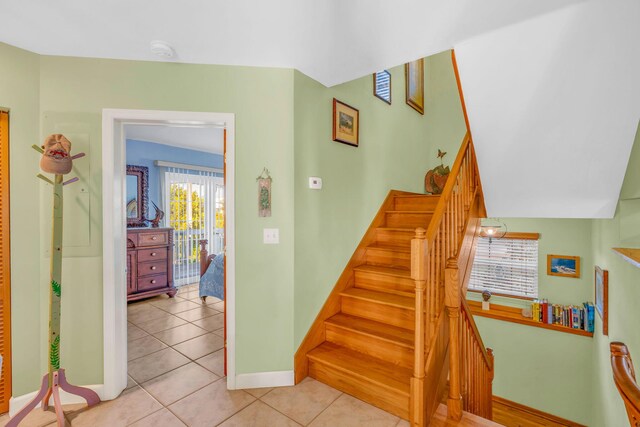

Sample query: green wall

[2,46,297,394]
[293,51,466,346]
[0,43,43,396]
[3,44,468,397]
[11,40,630,425]
[468,218,595,425]
[6,41,464,395]
[590,125,640,426]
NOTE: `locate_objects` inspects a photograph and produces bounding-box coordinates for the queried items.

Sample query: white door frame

[101,109,236,400]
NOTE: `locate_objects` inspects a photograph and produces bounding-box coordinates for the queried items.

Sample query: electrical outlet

[263,228,279,244]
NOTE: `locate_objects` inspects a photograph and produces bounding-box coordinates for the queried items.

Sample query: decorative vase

[424,164,450,195]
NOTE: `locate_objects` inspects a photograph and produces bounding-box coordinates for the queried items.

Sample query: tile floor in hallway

[1,284,410,427]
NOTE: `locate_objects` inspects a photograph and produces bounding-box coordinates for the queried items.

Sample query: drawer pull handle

[151,280,157,284]
[151,252,157,256]
[151,266,157,270]
[152,236,157,240]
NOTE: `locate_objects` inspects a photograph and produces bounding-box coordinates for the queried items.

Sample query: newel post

[409,228,427,427]
[445,257,462,421]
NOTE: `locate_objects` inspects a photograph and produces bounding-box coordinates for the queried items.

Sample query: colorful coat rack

[7,135,100,426]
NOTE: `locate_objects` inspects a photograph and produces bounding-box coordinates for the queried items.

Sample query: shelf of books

[467,299,594,337]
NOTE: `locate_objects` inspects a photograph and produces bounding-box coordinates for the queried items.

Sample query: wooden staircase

[295,134,495,426]
[306,194,439,419]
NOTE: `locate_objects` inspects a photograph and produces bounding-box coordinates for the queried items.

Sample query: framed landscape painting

[547,254,580,278]
[332,98,359,147]
[405,58,424,114]
[595,266,609,335]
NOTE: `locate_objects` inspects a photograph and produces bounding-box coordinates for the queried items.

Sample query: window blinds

[162,167,224,286]
[469,236,538,298]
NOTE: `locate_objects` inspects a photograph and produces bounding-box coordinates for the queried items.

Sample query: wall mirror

[126,165,149,227]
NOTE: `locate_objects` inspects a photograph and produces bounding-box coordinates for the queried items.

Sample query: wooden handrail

[424,133,471,243]
[611,342,640,426]
[409,132,491,425]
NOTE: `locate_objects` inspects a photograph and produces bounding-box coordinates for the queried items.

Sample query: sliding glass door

[163,167,224,286]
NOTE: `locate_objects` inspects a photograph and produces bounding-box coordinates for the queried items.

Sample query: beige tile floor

[0,284,408,427]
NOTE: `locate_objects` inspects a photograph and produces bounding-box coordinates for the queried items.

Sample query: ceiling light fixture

[150,40,175,59]
[480,218,507,239]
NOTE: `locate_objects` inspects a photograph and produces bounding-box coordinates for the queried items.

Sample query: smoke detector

[150,40,175,59]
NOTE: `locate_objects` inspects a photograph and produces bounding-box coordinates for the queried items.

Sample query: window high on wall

[469,234,539,298]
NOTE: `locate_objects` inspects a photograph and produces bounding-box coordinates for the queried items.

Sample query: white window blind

[161,167,224,287]
[469,236,538,298]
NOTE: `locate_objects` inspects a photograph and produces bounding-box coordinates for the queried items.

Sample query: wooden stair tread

[376,227,417,232]
[386,210,434,214]
[354,264,411,277]
[326,313,414,348]
[307,342,412,394]
[366,243,411,253]
[393,194,439,199]
[341,288,414,310]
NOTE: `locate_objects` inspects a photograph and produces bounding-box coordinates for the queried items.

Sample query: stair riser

[365,247,411,269]
[325,324,413,369]
[341,297,414,330]
[308,359,409,420]
[354,270,414,296]
[386,212,432,228]
[394,196,439,212]
[375,229,414,247]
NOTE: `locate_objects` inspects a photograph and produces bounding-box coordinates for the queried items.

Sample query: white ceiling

[455,0,640,218]
[124,124,224,154]
[0,0,578,87]
[2,0,638,218]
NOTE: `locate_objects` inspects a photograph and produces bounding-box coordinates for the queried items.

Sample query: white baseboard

[234,370,294,390]
[9,384,105,417]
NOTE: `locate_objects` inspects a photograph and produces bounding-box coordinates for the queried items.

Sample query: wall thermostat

[309,177,322,190]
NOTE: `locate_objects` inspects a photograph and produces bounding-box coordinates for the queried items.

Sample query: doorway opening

[102,109,236,400]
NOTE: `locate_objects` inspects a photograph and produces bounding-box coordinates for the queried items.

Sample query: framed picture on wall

[405,58,424,114]
[595,266,609,335]
[547,254,580,278]
[332,98,359,147]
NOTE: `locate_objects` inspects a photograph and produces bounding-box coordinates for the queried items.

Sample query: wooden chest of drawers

[127,227,176,301]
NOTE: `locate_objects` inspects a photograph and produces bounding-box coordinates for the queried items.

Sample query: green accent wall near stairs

[467,216,595,425]
[591,124,640,427]
[293,51,466,347]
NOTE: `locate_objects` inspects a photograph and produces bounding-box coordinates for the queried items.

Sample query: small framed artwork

[405,58,424,114]
[332,98,359,147]
[595,266,609,335]
[373,70,391,104]
[547,254,581,278]
[256,168,272,217]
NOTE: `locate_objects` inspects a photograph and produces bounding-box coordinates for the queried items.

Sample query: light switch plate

[263,228,279,244]
[309,177,322,190]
